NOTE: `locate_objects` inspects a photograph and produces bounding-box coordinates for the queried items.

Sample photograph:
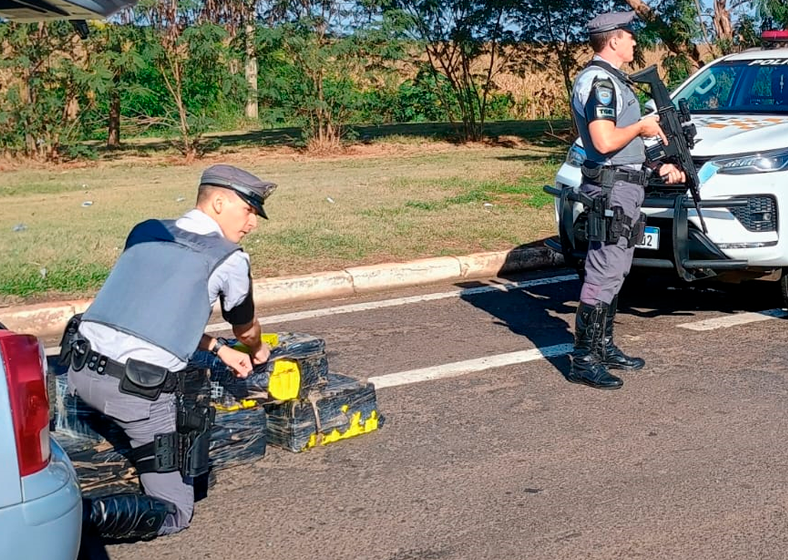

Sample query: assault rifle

[629,65,707,233]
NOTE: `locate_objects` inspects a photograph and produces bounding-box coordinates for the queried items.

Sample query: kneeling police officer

[569,12,686,390]
[63,164,275,539]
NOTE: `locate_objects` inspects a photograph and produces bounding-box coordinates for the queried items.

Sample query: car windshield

[673,58,788,114]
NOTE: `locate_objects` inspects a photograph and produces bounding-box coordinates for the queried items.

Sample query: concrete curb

[1,246,563,338]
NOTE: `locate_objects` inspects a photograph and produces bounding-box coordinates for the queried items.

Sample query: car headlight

[714,147,788,175]
[565,143,586,167]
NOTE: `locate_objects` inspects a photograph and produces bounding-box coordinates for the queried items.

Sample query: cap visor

[228,185,269,219]
[242,196,267,219]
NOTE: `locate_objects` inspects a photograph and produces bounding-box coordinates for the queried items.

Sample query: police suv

[547,31,788,304]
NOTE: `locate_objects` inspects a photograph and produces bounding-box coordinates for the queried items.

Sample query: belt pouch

[120,358,169,401]
[608,206,625,244]
[153,432,180,473]
[70,339,91,371]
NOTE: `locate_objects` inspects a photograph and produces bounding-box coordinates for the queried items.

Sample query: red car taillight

[0,332,51,476]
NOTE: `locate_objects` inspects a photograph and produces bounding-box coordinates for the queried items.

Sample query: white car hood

[691,114,788,157]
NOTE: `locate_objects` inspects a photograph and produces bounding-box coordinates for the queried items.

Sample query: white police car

[547,31,788,303]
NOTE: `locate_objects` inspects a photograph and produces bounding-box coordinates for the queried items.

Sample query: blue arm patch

[585,77,617,123]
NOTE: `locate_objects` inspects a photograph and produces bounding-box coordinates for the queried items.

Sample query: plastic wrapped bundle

[265,373,384,453]
[209,407,267,470]
[52,375,132,456]
[263,332,329,398]
[66,443,138,498]
[192,332,329,406]
[50,374,268,497]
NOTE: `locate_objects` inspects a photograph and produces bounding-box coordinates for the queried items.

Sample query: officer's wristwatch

[210,337,229,355]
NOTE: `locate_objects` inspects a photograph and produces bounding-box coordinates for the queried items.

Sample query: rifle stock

[629,65,707,233]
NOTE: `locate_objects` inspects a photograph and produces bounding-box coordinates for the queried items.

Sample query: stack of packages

[50,332,384,496]
[213,333,384,453]
[50,369,268,498]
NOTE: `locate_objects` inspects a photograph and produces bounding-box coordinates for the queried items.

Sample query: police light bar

[762,30,788,43]
[0,0,137,21]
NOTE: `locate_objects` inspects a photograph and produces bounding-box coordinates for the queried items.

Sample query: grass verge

[0,124,567,304]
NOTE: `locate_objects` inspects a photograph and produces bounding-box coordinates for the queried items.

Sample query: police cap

[200,164,276,219]
[587,11,637,35]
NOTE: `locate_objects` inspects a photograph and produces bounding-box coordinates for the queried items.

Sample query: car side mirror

[644,99,657,115]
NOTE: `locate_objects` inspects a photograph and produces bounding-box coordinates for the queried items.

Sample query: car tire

[778,269,788,309]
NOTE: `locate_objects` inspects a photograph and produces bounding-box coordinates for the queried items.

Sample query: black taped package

[51,375,267,497]
[191,332,330,406]
[265,373,384,453]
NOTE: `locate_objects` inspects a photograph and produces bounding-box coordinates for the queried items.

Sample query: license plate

[635,226,660,250]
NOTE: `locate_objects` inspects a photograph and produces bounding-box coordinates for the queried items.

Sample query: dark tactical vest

[83,219,241,362]
[573,62,645,167]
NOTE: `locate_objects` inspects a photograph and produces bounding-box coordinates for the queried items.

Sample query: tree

[511,0,612,123]
[381,0,517,142]
[130,0,239,159]
[712,0,734,47]
[0,21,111,160]
[754,0,788,27]
[624,0,705,70]
[200,0,261,120]
[88,21,146,148]
[263,0,391,150]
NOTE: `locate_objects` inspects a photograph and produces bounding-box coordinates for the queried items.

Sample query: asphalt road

[77,269,788,560]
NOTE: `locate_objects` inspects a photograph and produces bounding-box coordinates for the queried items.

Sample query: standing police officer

[568,12,686,390]
[65,164,275,539]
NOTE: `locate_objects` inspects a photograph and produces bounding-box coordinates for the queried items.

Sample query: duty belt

[69,336,179,398]
[70,338,126,380]
[581,166,648,187]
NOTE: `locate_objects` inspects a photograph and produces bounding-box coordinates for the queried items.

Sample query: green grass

[0,121,567,303]
[399,175,557,212]
[0,262,109,298]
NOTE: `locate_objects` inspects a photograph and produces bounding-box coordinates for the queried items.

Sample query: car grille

[727,195,778,232]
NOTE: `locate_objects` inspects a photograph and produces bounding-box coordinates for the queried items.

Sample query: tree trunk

[107,88,121,148]
[21,74,36,157]
[712,0,733,45]
[244,21,258,120]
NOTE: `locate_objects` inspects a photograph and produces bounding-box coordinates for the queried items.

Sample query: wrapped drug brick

[194,332,329,406]
[265,373,384,453]
[50,375,267,497]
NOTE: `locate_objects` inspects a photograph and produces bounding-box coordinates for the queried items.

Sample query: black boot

[567,302,623,390]
[604,296,645,371]
[85,493,176,541]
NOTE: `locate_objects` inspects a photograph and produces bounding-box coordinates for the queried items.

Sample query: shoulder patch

[592,78,615,106]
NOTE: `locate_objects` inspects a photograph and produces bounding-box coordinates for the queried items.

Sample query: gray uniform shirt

[79,209,253,371]
[572,55,645,169]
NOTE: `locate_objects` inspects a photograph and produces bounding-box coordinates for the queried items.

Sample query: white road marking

[677,308,788,331]
[204,274,579,333]
[368,344,574,389]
